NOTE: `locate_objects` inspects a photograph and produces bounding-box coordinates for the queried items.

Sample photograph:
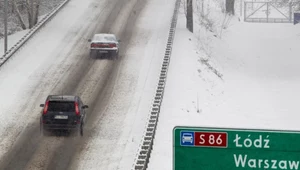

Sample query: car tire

[78,123,83,136]
[80,123,83,136]
[40,124,49,136]
[90,50,97,59]
[40,118,44,136]
[109,51,114,60]
[111,51,118,60]
[115,51,119,60]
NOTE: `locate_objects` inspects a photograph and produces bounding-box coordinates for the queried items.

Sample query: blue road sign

[180,131,194,146]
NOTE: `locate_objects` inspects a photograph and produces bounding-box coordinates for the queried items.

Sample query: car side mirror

[82,105,89,109]
[88,39,91,42]
[40,104,45,107]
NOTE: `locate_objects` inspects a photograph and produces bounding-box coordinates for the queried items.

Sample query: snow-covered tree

[0,0,63,38]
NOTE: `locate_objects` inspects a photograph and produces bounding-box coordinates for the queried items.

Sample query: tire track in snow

[46,0,148,169]
[0,0,148,169]
[0,0,124,169]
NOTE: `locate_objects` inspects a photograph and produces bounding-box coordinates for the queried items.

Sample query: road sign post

[173,126,300,170]
[294,12,300,25]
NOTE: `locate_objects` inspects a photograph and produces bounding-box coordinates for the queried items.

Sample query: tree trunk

[30,0,34,28]
[201,0,204,16]
[11,0,15,13]
[226,0,235,15]
[186,0,193,33]
[24,0,34,28]
[24,0,32,28]
[13,0,27,29]
[33,0,39,25]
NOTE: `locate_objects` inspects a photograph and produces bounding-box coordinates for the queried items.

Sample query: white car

[88,34,120,60]
[182,133,193,144]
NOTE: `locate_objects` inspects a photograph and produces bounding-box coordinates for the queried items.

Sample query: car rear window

[94,35,116,42]
[48,101,75,112]
[104,36,115,41]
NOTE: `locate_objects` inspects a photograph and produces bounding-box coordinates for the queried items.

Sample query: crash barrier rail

[0,0,71,67]
[132,0,180,169]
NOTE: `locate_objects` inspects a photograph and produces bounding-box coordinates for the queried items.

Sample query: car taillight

[43,101,49,115]
[91,43,96,48]
[75,102,80,115]
[109,43,116,48]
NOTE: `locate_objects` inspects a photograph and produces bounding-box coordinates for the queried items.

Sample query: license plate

[54,115,68,119]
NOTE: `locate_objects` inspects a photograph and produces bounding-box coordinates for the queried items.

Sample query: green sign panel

[173,126,300,170]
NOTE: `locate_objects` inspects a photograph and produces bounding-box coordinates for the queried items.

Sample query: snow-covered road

[2,0,298,169]
[0,0,175,169]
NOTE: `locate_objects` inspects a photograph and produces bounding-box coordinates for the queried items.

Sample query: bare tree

[33,0,40,26]
[226,0,235,15]
[12,0,40,29]
[13,0,26,29]
[186,0,193,32]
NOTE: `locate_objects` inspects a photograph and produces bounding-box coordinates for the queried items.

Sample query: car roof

[47,95,78,102]
[92,34,117,43]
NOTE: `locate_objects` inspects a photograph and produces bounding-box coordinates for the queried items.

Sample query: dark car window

[47,101,75,112]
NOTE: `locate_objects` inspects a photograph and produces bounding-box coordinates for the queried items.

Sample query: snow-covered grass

[0,29,29,55]
[0,0,64,37]
[147,0,300,169]
[0,1,64,56]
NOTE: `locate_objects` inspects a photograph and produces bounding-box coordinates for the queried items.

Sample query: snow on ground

[0,0,176,169]
[148,0,300,169]
[0,29,29,55]
[72,0,175,169]
[0,0,107,160]
[0,10,60,55]
[0,0,64,37]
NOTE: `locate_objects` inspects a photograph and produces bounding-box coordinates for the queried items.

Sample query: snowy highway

[0,0,174,169]
[1,0,300,169]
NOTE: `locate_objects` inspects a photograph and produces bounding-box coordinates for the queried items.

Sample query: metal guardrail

[0,0,71,67]
[132,0,180,169]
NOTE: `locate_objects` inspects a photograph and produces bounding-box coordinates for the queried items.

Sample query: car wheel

[40,123,43,136]
[115,51,119,60]
[41,124,49,136]
[79,123,83,136]
[109,52,114,60]
[40,118,45,136]
[90,50,97,59]
[112,51,118,60]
